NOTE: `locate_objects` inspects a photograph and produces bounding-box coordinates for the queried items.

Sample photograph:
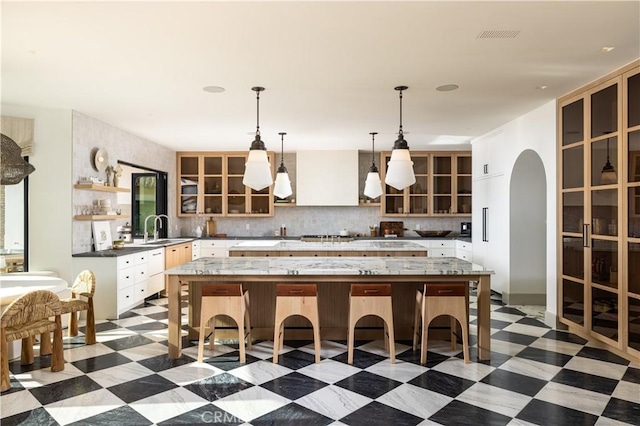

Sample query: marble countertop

[165,256,492,276]
[230,240,429,251]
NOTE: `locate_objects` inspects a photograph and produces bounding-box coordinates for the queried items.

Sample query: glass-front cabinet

[558,59,639,361]
[177,152,274,217]
[380,151,471,217]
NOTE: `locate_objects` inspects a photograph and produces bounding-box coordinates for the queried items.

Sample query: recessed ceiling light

[203,86,225,93]
[436,84,459,92]
[601,47,615,53]
[536,85,548,90]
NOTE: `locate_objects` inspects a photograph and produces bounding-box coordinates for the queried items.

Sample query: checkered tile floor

[2,291,639,425]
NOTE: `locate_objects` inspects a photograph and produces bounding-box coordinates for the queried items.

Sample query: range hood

[296,150,359,206]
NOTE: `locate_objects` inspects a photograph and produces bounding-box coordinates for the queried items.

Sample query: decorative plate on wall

[92,148,109,172]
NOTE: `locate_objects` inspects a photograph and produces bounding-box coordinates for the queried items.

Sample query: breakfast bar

[165,256,493,360]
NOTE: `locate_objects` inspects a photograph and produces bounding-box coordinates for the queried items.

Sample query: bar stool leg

[244,291,252,350]
[237,309,246,364]
[21,337,34,365]
[413,290,422,351]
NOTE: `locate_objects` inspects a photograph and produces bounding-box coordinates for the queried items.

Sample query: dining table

[165,256,493,360]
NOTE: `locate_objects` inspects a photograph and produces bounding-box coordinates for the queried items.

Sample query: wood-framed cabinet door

[558,74,627,351]
[624,66,640,358]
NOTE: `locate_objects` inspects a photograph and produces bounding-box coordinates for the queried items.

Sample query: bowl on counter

[112,240,125,249]
[415,230,452,238]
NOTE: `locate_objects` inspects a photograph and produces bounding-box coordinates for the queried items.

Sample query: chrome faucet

[143,214,158,243]
[155,214,170,241]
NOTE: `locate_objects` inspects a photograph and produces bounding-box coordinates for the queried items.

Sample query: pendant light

[600,136,617,185]
[242,86,273,191]
[385,85,415,190]
[273,132,293,199]
[363,132,383,199]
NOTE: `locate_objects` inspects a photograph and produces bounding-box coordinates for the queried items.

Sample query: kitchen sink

[147,238,192,245]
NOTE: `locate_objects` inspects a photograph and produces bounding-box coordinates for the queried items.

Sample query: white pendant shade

[243,149,273,191]
[364,171,383,199]
[600,169,617,185]
[274,171,293,198]
[385,148,415,190]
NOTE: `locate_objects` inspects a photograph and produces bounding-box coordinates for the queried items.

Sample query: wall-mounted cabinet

[557,59,639,362]
[379,151,471,217]
[177,152,274,217]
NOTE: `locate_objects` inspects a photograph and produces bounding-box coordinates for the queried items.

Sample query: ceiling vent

[476,30,520,39]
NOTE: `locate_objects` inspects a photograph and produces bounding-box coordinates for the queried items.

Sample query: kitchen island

[165,256,493,360]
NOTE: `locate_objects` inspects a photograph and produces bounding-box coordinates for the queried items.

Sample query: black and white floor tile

[2,291,640,426]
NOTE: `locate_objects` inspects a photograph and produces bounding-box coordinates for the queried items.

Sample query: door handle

[482,207,489,242]
[583,223,590,248]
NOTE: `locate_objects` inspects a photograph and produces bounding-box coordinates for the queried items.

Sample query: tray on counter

[414,230,452,238]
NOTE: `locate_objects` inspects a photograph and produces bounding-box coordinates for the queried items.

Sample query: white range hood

[295,150,359,206]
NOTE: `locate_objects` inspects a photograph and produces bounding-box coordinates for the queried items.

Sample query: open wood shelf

[74,215,130,220]
[74,183,130,193]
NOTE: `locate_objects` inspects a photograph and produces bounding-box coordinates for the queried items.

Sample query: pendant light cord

[280,133,286,167]
[370,132,377,166]
[398,88,404,136]
[255,90,261,136]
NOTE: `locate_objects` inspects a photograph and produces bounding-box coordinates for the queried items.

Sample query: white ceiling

[2,1,639,153]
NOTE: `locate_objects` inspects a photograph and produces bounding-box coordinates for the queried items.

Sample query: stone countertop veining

[165,256,492,276]
[229,240,429,251]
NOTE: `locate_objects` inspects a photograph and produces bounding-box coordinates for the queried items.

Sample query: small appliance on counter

[460,222,471,237]
[379,221,404,237]
[117,222,133,243]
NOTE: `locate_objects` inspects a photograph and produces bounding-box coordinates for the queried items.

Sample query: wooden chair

[197,284,251,363]
[413,282,470,364]
[273,284,321,364]
[347,284,395,364]
[59,270,96,345]
[1,290,64,392]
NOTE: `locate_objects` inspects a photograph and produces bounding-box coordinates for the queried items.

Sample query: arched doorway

[508,150,547,306]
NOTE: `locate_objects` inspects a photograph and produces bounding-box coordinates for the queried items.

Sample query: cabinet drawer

[117,255,135,269]
[118,286,135,309]
[134,264,148,283]
[457,250,473,262]
[134,281,149,303]
[200,248,228,258]
[428,249,455,257]
[148,248,165,275]
[134,252,148,264]
[117,267,135,289]
[456,241,472,251]
[430,240,455,249]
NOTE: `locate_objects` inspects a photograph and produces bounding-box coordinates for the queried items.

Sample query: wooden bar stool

[413,282,470,364]
[197,284,251,363]
[347,284,395,364]
[273,284,321,364]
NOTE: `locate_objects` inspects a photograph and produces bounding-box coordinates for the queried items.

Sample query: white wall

[2,104,74,281]
[3,183,24,250]
[472,100,558,322]
[510,150,547,303]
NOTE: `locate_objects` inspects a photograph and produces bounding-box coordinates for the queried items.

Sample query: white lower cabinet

[148,247,165,295]
[191,240,201,260]
[455,240,473,262]
[74,249,160,320]
[412,239,472,260]
[198,239,240,258]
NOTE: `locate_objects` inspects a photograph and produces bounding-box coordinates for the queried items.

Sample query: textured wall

[72,112,176,253]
